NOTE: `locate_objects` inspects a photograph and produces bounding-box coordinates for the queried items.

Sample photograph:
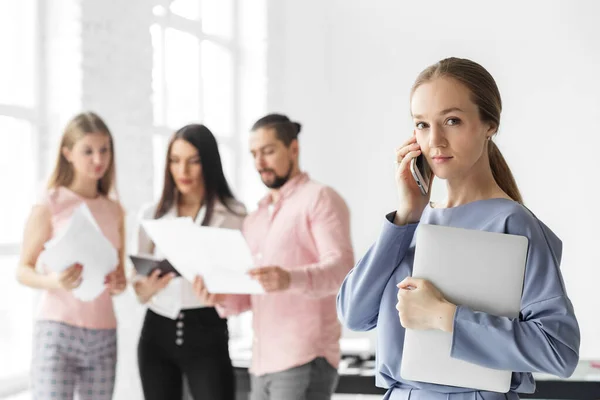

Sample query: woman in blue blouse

[337,57,580,399]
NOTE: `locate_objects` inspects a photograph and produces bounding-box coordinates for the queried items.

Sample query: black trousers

[138,308,235,400]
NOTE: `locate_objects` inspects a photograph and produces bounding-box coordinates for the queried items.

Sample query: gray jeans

[250,357,339,400]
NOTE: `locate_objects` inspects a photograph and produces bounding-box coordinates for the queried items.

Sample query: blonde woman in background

[17,112,127,400]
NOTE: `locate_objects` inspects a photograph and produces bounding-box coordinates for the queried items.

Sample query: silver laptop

[400,223,529,393]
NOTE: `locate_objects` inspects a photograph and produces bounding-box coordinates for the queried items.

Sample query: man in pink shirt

[194,113,354,400]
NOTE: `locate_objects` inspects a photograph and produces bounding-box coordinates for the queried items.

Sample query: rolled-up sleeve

[287,187,355,298]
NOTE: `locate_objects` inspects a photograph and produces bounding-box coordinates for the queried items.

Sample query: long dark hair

[154,124,241,224]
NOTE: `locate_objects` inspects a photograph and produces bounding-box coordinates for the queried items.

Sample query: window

[0,0,39,389]
[150,0,238,197]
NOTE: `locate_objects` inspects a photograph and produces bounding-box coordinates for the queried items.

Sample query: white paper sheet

[141,218,264,294]
[40,203,118,301]
[202,265,264,294]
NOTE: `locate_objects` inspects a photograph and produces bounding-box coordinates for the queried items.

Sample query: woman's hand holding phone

[394,135,432,226]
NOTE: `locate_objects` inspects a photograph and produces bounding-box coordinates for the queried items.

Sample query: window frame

[150,0,242,197]
[0,0,43,395]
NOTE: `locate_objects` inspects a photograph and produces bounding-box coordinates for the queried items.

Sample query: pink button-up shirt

[218,173,354,376]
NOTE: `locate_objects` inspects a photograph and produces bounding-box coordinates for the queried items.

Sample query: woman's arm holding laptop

[448,213,580,378]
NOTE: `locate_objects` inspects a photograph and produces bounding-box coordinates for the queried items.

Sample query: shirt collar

[166,202,206,224]
[258,172,309,207]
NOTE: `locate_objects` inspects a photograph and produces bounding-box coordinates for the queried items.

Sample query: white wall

[264,0,600,358]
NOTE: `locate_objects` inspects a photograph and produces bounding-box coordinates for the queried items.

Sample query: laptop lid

[400,223,528,393]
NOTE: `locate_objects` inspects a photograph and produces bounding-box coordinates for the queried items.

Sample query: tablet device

[129,254,181,278]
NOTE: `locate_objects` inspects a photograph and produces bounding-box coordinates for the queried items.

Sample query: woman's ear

[485,123,497,140]
[62,147,72,163]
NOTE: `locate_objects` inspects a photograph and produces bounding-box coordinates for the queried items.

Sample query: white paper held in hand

[40,203,118,301]
[141,218,264,294]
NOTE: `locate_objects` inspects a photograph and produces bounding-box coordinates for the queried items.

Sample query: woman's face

[63,132,112,182]
[411,77,495,181]
[169,138,204,196]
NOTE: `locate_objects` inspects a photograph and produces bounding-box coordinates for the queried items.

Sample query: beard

[260,160,294,189]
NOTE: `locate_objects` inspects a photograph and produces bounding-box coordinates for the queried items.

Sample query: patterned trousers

[31,321,117,400]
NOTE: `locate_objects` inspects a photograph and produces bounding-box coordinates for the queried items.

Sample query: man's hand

[248,266,291,292]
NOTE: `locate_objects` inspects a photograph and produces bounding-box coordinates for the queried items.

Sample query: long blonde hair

[411,57,523,204]
[47,112,117,197]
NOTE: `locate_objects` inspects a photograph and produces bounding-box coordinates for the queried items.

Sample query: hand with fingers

[132,269,176,304]
[395,277,456,333]
[248,266,291,293]
[394,135,434,225]
[52,263,83,290]
[192,276,226,306]
[104,269,127,296]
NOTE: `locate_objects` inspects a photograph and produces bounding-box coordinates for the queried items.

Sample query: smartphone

[410,154,432,196]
